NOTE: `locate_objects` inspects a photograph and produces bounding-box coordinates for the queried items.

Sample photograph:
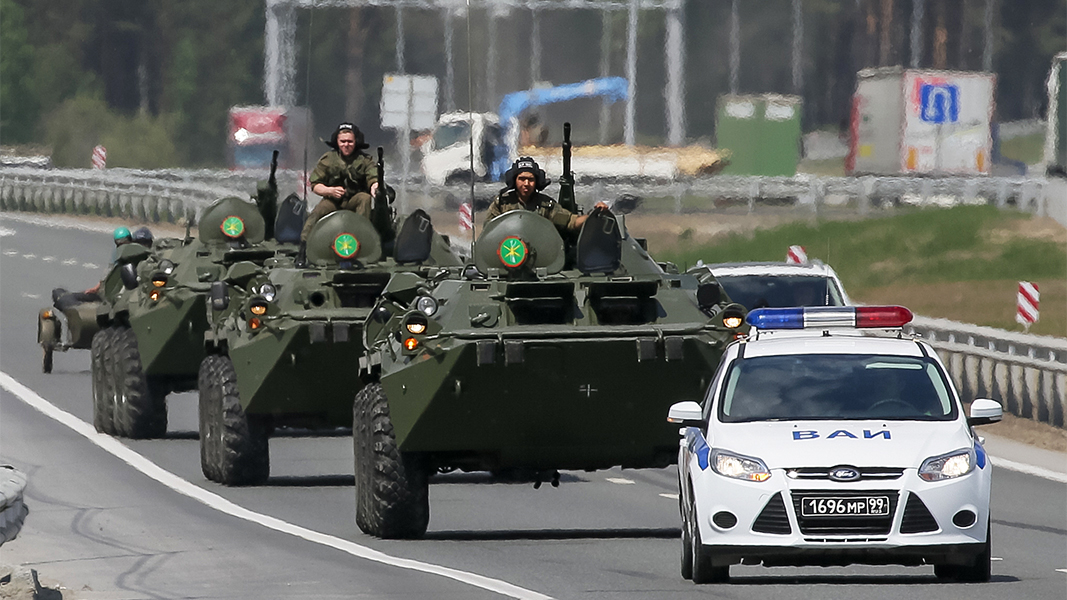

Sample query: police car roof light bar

[746,306,913,330]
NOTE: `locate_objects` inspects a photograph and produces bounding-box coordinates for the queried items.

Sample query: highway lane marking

[1056,569,1066,573]
[0,371,553,600]
[82,262,99,269]
[659,493,679,500]
[606,478,635,485]
[0,227,14,236]
[990,457,1067,484]
[62,259,78,266]
[2,249,17,256]
[21,253,35,259]
[20,293,40,300]
[42,256,55,262]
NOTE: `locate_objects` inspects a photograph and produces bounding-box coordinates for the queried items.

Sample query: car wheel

[691,507,729,584]
[353,382,429,539]
[91,328,116,434]
[935,522,991,583]
[109,326,167,439]
[198,354,269,486]
[680,483,694,580]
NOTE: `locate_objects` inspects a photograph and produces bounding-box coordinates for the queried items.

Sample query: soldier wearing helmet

[485,157,603,234]
[299,122,380,245]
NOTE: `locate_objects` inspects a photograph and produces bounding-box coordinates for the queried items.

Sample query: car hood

[708,420,974,469]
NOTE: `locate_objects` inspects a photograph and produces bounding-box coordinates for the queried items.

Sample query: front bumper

[688,464,991,567]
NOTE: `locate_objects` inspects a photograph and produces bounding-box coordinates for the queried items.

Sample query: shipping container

[716,94,802,177]
[847,68,994,176]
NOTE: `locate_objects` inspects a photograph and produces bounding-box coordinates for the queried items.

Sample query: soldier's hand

[325,185,346,199]
[369,182,379,197]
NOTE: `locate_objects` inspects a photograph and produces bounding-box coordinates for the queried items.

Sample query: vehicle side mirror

[120,264,138,290]
[667,401,705,429]
[210,281,229,312]
[697,282,721,310]
[967,398,1002,427]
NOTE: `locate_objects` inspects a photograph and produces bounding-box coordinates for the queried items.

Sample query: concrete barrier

[0,465,28,546]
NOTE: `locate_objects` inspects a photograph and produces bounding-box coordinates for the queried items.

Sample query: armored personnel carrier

[352,130,746,538]
[197,208,461,486]
[89,160,304,439]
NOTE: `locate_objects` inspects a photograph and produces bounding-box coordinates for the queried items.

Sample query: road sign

[920,83,960,124]
[381,74,438,131]
[91,145,107,169]
[1016,281,1040,331]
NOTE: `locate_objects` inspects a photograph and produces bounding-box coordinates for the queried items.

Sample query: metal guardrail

[0,465,28,545]
[907,316,1067,429]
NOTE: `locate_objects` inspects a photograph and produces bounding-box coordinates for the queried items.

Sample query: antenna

[302,8,314,203]
[466,0,476,248]
[825,237,831,306]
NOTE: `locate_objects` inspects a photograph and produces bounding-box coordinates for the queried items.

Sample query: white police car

[668,306,1003,583]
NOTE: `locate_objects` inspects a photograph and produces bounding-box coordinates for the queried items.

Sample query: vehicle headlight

[711,449,771,482]
[919,448,975,481]
[249,299,269,316]
[258,283,277,302]
[415,295,438,316]
[406,321,427,334]
[151,273,168,288]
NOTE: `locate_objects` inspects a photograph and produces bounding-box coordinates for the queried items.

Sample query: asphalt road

[1,213,1065,599]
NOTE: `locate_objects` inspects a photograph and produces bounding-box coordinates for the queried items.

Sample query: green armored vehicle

[198,207,461,486]
[90,167,304,439]
[353,134,746,538]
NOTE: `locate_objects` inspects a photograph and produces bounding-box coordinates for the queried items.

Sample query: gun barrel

[562,122,572,179]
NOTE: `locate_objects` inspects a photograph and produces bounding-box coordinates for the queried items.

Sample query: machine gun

[557,123,579,215]
[371,146,396,244]
[255,150,280,240]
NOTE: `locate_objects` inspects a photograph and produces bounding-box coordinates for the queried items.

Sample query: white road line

[82,262,99,269]
[606,478,635,485]
[659,493,679,500]
[20,293,40,300]
[991,557,1003,561]
[21,253,35,259]
[42,256,56,262]
[0,212,124,234]
[1056,569,1067,574]
[3,249,18,256]
[0,371,552,600]
[0,227,15,236]
[62,259,78,266]
[990,456,1067,484]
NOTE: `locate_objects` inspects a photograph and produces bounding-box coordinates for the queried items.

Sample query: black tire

[42,345,54,374]
[691,512,729,584]
[198,355,269,486]
[938,523,991,583]
[353,383,429,539]
[91,328,116,434]
[680,483,694,580]
[109,326,167,439]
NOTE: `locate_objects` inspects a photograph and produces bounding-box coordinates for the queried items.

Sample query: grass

[659,205,1067,337]
[999,132,1046,166]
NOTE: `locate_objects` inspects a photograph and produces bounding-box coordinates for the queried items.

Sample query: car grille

[787,467,905,482]
[791,489,900,536]
[751,492,792,535]
[899,492,939,534]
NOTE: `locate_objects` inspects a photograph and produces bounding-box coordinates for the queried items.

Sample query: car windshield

[432,122,471,149]
[715,275,844,310]
[717,354,957,422]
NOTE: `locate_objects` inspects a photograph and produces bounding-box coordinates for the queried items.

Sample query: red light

[855,306,913,328]
[404,337,419,351]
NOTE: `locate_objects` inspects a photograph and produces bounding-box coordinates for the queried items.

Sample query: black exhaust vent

[752,492,792,534]
[900,492,939,534]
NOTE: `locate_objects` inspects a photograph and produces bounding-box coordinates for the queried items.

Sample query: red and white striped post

[786,245,808,264]
[91,145,107,169]
[1016,282,1039,332]
[459,202,473,244]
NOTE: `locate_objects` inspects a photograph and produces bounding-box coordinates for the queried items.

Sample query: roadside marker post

[1016,281,1040,332]
[786,245,807,264]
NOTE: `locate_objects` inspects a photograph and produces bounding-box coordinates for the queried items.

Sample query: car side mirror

[120,263,138,290]
[667,401,704,429]
[967,398,1002,427]
[210,281,229,312]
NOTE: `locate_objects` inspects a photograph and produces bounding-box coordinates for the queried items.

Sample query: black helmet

[327,122,370,151]
[132,226,154,246]
[504,156,549,191]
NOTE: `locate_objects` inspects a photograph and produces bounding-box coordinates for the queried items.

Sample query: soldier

[298,122,380,264]
[485,157,604,234]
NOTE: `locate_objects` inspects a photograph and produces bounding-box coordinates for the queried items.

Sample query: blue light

[746,307,805,329]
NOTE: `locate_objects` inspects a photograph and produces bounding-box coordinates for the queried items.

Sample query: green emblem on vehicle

[498,236,528,268]
[220,216,245,238]
[333,233,359,258]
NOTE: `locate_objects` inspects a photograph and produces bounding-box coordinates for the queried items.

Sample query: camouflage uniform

[300,150,378,242]
[485,190,579,233]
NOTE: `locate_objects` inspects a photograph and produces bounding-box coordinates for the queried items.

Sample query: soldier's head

[132,226,154,247]
[505,156,548,201]
[113,226,132,247]
[327,122,369,157]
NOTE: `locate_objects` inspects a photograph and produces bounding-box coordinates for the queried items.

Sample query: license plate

[801,496,890,517]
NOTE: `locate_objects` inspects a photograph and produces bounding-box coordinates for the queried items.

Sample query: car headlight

[258,283,277,302]
[415,295,438,316]
[711,449,771,482]
[919,448,975,481]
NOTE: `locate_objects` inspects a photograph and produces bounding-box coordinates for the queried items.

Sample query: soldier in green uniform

[485,157,603,234]
[299,123,380,253]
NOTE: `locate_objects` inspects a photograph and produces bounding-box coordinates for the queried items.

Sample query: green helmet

[113,227,132,245]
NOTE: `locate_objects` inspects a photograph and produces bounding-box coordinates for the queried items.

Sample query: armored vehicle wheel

[935,523,991,582]
[109,326,167,439]
[91,328,116,434]
[198,355,270,486]
[42,345,54,374]
[353,383,429,539]
[691,514,729,584]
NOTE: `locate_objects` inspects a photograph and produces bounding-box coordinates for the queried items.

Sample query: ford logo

[828,466,861,482]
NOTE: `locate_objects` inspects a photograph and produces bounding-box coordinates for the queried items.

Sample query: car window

[715,275,844,310]
[718,354,957,422]
[432,122,471,149]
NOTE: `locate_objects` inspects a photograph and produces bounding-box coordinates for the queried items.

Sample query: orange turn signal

[249,317,262,330]
[43,309,53,319]
[149,289,162,301]
[151,278,167,288]
[403,337,419,351]
[250,303,267,316]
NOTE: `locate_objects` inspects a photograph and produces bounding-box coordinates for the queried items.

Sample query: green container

[716,94,802,176]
